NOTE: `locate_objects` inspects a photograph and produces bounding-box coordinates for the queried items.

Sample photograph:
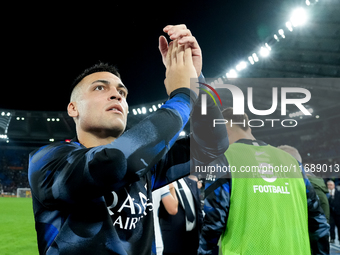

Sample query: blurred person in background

[188,174,204,210]
[198,107,329,255]
[159,177,203,255]
[327,180,340,243]
[152,183,178,255]
[277,145,329,223]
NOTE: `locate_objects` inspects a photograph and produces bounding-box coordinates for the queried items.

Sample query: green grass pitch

[0,197,39,255]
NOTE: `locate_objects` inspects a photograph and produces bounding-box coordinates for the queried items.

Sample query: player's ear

[67,102,79,118]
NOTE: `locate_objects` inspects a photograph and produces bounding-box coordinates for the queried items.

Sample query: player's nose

[108,88,122,101]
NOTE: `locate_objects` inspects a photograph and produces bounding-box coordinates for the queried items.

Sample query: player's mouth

[106,104,123,115]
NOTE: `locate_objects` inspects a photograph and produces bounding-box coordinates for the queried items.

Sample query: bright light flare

[286,21,293,32]
[290,8,307,27]
[248,56,255,65]
[226,69,238,78]
[252,53,259,62]
[259,47,270,57]
[236,61,247,71]
[278,29,285,38]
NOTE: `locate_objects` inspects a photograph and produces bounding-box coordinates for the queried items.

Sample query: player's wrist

[170,87,197,101]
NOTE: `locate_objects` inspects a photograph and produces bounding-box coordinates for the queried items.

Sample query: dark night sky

[1,0,299,111]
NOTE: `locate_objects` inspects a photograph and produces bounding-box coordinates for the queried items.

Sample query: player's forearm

[151,74,229,189]
[191,76,229,163]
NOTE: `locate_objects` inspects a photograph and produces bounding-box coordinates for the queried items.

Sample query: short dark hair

[221,107,250,131]
[71,62,121,91]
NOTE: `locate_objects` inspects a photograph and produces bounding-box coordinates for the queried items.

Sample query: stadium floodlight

[286,21,293,32]
[290,8,307,27]
[137,108,142,114]
[152,105,157,111]
[141,107,147,114]
[316,115,319,119]
[252,53,259,62]
[273,34,279,41]
[0,134,8,139]
[259,47,270,57]
[149,108,153,113]
[289,108,313,118]
[248,56,255,65]
[265,43,271,51]
[278,29,285,38]
[236,61,247,71]
[132,109,137,115]
[179,131,186,137]
[226,69,238,78]
[1,112,4,116]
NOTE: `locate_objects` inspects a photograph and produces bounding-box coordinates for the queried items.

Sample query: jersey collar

[235,139,268,146]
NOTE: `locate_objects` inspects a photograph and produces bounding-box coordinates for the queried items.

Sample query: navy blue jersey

[29,87,228,255]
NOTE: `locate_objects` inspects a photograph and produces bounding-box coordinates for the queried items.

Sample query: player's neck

[229,129,255,145]
[76,129,117,148]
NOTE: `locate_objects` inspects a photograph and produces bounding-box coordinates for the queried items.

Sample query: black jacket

[329,189,340,216]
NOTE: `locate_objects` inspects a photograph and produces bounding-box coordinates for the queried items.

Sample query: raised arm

[151,25,228,190]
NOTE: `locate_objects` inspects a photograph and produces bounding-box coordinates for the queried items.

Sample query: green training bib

[221,142,310,255]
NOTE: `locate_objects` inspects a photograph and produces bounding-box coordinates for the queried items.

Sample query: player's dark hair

[222,107,250,131]
[71,62,121,91]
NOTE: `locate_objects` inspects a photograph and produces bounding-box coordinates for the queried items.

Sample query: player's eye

[119,90,127,97]
[94,85,105,91]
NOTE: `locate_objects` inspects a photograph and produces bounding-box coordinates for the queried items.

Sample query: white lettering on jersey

[253,184,290,194]
[107,186,154,230]
[118,190,136,214]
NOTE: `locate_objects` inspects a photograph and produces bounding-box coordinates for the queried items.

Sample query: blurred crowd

[0,147,30,194]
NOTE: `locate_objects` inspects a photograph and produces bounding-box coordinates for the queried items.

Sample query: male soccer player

[198,107,329,255]
[28,25,228,255]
